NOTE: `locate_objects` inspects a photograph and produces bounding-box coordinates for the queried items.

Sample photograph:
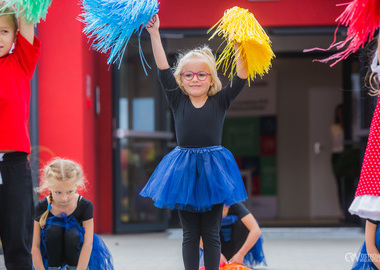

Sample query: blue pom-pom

[80,0,159,71]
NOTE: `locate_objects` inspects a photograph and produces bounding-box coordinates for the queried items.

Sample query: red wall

[94,53,113,234]
[159,0,344,28]
[38,0,112,233]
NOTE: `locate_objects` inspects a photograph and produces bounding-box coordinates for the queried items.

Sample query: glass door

[112,37,174,232]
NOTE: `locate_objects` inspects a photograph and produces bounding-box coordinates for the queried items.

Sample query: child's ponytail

[364,43,380,96]
[369,72,380,96]
[39,192,53,228]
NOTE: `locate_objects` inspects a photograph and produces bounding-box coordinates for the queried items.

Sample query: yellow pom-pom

[209,6,275,85]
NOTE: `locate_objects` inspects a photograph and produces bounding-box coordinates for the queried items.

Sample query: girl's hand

[233,41,248,79]
[229,252,244,265]
[146,14,159,34]
[220,253,228,263]
[233,41,241,51]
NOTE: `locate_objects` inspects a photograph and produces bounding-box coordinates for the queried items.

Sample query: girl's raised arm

[365,220,380,269]
[76,218,94,270]
[146,14,169,70]
[234,42,248,80]
[31,221,45,270]
[18,12,34,45]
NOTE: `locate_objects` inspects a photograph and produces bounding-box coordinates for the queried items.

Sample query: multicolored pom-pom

[304,0,380,66]
[219,263,253,270]
[200,262,252,270]
[80,0,159,69]
[209,6,275,85]
[0,0,52,24]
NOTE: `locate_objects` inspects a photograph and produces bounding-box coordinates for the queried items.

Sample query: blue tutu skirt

[243,236,266,268]
[140,145,248,212]
[200,215,266,269]
[39,214,114,270]
[351,223,380,270]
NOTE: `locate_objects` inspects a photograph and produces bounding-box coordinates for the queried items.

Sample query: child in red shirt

[0,4,41,270]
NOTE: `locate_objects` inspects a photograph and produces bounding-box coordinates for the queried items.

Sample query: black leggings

[178,204,223,270]
[45,225,82,267]
[0,152,33,270]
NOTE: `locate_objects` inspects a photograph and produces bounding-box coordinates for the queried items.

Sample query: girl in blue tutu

[140,14,248,270]
[31,158,113,270]
[200,203,266,269]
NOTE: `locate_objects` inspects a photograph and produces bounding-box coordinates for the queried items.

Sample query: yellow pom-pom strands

[209,6,275,85]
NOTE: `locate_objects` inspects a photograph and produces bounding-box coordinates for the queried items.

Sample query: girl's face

[50,181,77,207]
[180,58,213,98]
[0,15,16,58]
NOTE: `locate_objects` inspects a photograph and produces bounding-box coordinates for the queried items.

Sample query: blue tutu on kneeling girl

[32,158,113,270]
[39,214,114,270]
[200,203,267,269]
[351,220,380,270]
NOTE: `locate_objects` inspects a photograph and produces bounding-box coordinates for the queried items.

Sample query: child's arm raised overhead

[234,42,248,80]
[18,11,34,45]
[76,218,94,270]
[365,220,380,269]
[146,14,169,70]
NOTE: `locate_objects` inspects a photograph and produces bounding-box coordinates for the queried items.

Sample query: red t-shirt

[0,34,41,154]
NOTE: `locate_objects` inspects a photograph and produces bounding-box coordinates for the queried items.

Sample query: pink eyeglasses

[181,71,211,81]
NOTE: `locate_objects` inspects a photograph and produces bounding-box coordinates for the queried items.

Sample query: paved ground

[101,227,366,270]
[0,227,366,269]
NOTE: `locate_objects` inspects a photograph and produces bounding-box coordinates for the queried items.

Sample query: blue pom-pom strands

[0,0,52,24]
[80,0,159,71]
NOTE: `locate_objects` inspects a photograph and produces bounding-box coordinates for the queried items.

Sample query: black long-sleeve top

[159,68,247,148]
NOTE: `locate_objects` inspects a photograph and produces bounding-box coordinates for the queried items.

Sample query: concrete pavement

[102,227,365,270]
[0,227,366,269]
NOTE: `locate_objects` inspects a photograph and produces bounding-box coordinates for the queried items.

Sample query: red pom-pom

[304,0,380,66]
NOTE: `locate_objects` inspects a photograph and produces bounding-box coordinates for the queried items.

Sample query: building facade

[35,0,365,233]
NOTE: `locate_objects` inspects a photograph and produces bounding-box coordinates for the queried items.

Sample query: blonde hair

[0,4,18,33]
[173,45,222,96]
[38,158,86,228]
[365,62,380,96]
[363,37,380,96]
